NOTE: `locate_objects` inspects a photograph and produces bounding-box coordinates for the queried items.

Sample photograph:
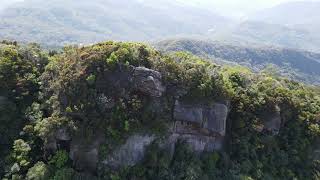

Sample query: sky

[1,0,320,18]
[178,0,320,18]
[0,0,23,10]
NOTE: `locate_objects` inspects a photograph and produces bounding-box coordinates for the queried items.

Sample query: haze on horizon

[178,0,320,18]
[1,0,320,18]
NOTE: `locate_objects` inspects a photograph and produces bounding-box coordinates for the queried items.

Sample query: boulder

[171,100,229,152]
[103,135,155,168]
[173,100,228,136]
[133,67,165,97]
[98,66,165,98]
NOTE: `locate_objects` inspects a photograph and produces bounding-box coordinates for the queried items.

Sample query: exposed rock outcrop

[173,100,228,136]
[171,100,229,152]
[98,66,165,99]
[174,101,203,124]
[103,135,156,168]
[167,134,224,153]
[44,66,230,170]
[133,67,165,97]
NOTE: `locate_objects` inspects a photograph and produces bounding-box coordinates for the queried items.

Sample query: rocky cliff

[44,63,231,171]
[3,41,320,180]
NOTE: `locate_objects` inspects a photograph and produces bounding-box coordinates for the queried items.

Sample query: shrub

[26,162,49,180]
[49,150,69,169]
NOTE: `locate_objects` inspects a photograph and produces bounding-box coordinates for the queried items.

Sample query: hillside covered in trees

[155,38,320,85]
[1,40,320,179]
[1,0,320,52]
[0,0,228,47]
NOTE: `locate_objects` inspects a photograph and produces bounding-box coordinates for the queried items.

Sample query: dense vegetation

[1,40,320,180]
[155,38,320,85]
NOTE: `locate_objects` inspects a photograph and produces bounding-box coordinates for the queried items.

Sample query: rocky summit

[1,41,320,179]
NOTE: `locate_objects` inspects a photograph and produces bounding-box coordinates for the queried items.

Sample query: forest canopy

[0,40,320,180]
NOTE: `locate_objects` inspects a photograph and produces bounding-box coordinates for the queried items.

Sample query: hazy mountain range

[0,0,229,46]
[155,38,320,85]
[0,0,319,52]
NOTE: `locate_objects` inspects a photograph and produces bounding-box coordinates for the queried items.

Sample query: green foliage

[86,74,96,86]
[26,162,50,180]
[155,52,234,102]
[0,42,48,176]
[2,41,320,180]
[114,142,232,180]
[51,168,75,180]
[12,139,31,168]
[49,150,69,169]
[157,38,320,85]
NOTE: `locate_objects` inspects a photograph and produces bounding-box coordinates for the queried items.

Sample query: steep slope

[0,0,227,46]
[155,38,320,85]
[2,41,320,179]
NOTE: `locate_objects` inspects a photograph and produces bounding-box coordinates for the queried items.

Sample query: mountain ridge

[155,38,320,85]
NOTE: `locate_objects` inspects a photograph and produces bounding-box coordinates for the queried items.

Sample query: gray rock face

[98,66,165,98]
[174,101,203,124]
[133,67,165,97]
[103,135,155,168]
[168,133,224,153]
[263,105,281,135]
[69,133,104,172]
[173,101,228,136]
[204,103,228,136]
[172,100,229,152]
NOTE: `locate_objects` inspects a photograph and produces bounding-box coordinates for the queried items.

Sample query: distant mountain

[155,38,320,85]
[212,1,320,52]
[1,0,320,52]
[251,1,320,27]
[227,21,320,52]
[228,1,320,52]
[0,0,228,46]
